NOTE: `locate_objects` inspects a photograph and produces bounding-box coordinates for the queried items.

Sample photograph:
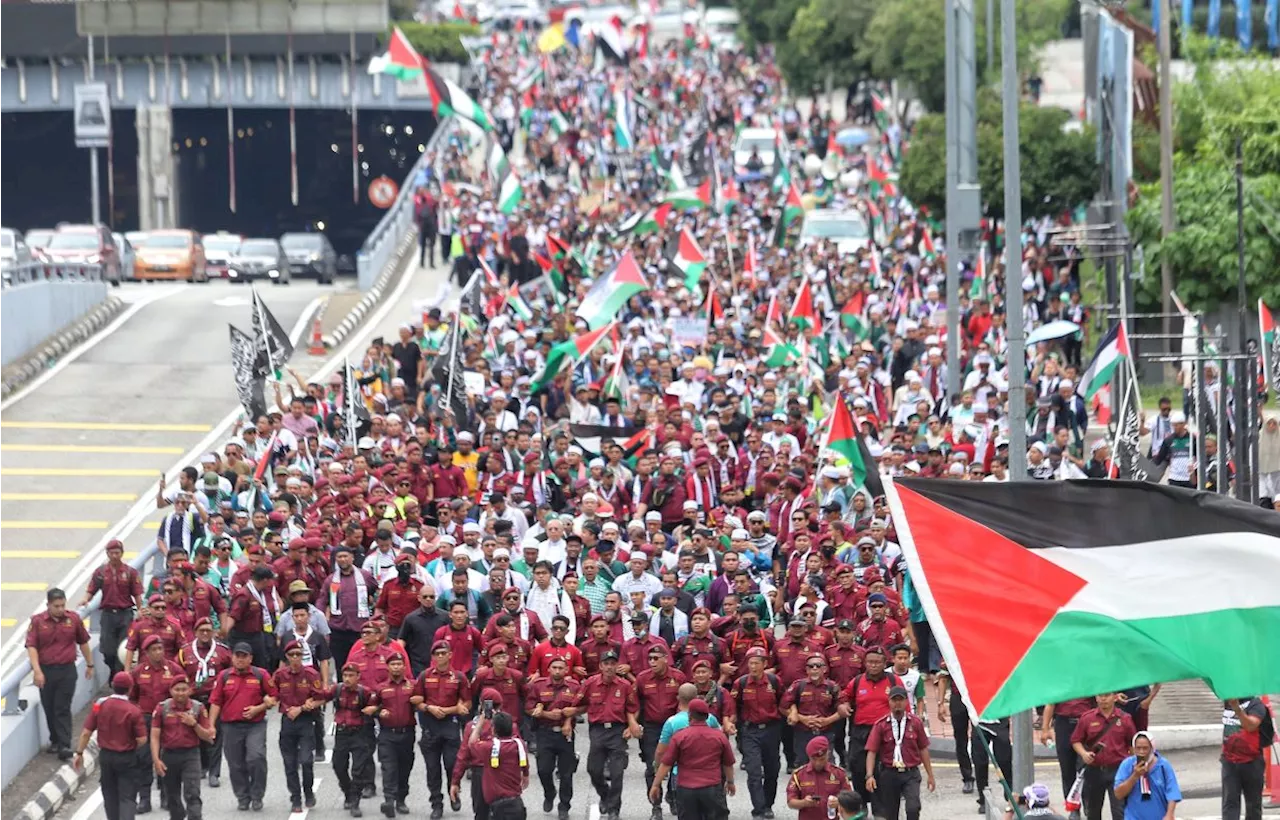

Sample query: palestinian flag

[515,64,544,92]
[570,423,650,460]
[504,283,534,322]
[549,108,572,137]
[886,479,1280,719]
[497,171,523,214]
[870,89,891,129]
[772,163,791,194]
[1260,300,1279,394]
[426,69,494,131]
[486,137,509,186]
[1078,323,1130,401]
[368,27,425,80]
[742,233,760,282]
[917,229,938,262]
[595,18,628,64]
[530,323,615,392]
[782,183,805,226]
[789,279,816,330]
[576,251,649,329]
[478,256,501,289]
[841,291,869,339]
[969,247,987,299]
[617,203,672,236]
[612,86,634,149]
[662,179,714,211]
[547,234,571,263]
[763,340,802,369]
[702,287,724,323]
[603,347,629,403]
[665,228,707,291]
[822,394,879,492]
[867,161,897,198]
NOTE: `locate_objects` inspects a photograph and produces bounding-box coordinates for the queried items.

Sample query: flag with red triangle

[782,182,804,226]
[721,176,740,214]
[576,250,649,329]
[867,160,897,198]
[530,322,615,392]
[1260,299,1279,394]
[742,233,759,283]
[822,393,876,490]
[665,228,707,291]
[918,229,938,262]
[788,278,816,330]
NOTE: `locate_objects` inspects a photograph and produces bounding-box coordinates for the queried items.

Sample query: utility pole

[1157,0,1176,375]
[1234,137,1253,503]
[945,0,980,399]
[986,0,995,75]
[1000,0,1033,794]
[88,34,102,226]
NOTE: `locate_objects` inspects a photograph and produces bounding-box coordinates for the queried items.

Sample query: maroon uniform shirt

[672,633,725,677]
[634,667,687,724]
[432,624,486,675]
[525,677,582,726]
[130,659,187,714]
[227,588,277,635]
[579,674,638,724]
[724,628,774,668]
[179,640,233,700]
[661,723,735,788]
[726,672,783,724]
[854,617,904,651]
[210,666,277,724]
[372,676,416,728]
[329,682,375,729]
[781,677,843,718]
[471,666,524,718]
[773,635,824,685]
[375,577,425,628]
[527,640,581,679]
[578,637,620,677]
[152,698,211,749]
[462,736,529,801]
[866,712,930,768]
[26,611,90,666]
[823,643,867,688]
[786,762,851,820]
[86,695,146,752]
[1054,697,1096,719]
[87,564,143,610]
[273,665,326,711]
[1070,707,1137,768]
[619,634,668,676]
[481,637,534,675]
[414,666,472,709]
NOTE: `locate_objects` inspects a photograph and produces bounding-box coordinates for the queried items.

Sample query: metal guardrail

[2,261,105,288]
[355,115,461,291]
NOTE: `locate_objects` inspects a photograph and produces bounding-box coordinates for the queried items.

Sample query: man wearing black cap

[581,650,641,820]
[649,698,736,820]
[76,671,147,820]
[865,686,935,820]
[209,643,278,811]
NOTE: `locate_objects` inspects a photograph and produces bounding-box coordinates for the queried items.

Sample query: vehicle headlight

[87,254,102,264]
[309,253,321,262]
[268,269,279,278]
[228,269,239,277]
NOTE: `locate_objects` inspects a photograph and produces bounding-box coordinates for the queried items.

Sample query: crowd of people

[29,13,1277,820]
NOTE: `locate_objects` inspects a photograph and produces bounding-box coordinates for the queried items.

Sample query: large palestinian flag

[885,478,1280,720]
[576,251,648,329]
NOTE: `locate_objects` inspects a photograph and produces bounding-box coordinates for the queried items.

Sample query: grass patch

[1137,382,1181,411]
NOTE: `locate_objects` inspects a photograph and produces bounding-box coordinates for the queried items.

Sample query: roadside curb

[0,297,126,400]
[321,228,418,350]
[12,742,97,820]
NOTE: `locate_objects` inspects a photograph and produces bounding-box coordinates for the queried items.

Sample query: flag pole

[344,357,358,446]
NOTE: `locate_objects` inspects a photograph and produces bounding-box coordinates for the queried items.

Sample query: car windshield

[204,236,241,252]
[145,234,191,249]
[47,232,101,250]
[26,231,55,247]
[736,137,775,155]
[803,217,870,239]
[1,232,14,249]
[281,234,322,250]
[240,240,279,255]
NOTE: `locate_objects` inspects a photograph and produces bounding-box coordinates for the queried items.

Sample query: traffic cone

[1265,695,1280,808]
[307,317,325,355]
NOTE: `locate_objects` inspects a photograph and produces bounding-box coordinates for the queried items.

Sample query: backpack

[793,679,840,711]
[158,698,205,722]
[1256,700,1276,749]
[733,673,781,717]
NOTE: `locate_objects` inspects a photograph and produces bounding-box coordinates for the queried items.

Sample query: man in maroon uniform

[526,657,581,820]
[371,654,417,817]
[581,650,642,820]
[451,711,530,820]
[178,618,232,786]
[130,634,187,813]
[865,686,935,820]
[208,643,278,811]
[125,594,184,670]
[725,646,784,820]
[81,539,143,678]
[412,640,472,818]
[75,672,147,820]
[26,587,93,761]
[273,640,327,811]
[635,646,688,817]
[650,698,737,820]
[150,676,215,820]
[1070,692,1137,820]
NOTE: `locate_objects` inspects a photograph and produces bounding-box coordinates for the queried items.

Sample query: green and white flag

[576,250,649,329]
[427,69,494,131]
[497,171,524,215]
[1078,323,1130,401]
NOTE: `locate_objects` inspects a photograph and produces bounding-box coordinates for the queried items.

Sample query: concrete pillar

[136,104,176,229]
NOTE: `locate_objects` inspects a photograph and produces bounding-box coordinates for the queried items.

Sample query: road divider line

[0,468,162,477]
[1,492,139,502]
[0,286,187,413]
[0,421,213,432]
[0,444,186,454]
[0,582,49,591]
[0,295,324,675]
[1,550,84,559]
[0,619,15,628]
[0,521,111,529]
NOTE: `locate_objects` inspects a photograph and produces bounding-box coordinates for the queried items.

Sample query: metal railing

[355,115,461,291]
[2,261,105,288]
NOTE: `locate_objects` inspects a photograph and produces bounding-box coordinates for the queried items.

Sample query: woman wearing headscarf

[1113,732,1181,820]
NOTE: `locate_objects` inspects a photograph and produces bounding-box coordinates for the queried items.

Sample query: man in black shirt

[391,326,423,401]
[398,589,449,677]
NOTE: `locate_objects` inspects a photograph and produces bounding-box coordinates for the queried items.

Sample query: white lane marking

[588,802,601,820]
[68,786,105,820]
[213,296,251,307]
[0,287,186,413]
[0,297,322,672]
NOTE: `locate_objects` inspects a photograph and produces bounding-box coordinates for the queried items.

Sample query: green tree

[1127,166,1280,310]
[732,0,806,50]
[899,90,1098,221]
[777,0,878,93]
[394,21,481,63]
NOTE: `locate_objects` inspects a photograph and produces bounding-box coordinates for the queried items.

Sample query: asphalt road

[49,712,1233,820]
[0,280,334,657]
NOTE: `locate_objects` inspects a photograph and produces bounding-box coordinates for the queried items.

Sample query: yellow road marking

[1,493,139,502]
[1,550,84,559]
[0,619,15,628]
[0,521,111,529]
[0,468,162,477]
[0,444,184,455]
[0,421,212,432]
[0,582,49,591]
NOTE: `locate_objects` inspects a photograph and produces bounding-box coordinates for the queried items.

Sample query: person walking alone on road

[649,698,736,820]
[274,640,327,812]
[25,587,94,761]
[209,642,278,811]
[74,671,147,820]
[80,539,144,679]
[151,675,216,820]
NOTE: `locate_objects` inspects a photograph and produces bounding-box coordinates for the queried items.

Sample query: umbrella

[1025,320,1081,346]
[836,128,873,149]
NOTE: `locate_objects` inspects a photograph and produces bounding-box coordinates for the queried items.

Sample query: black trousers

[972,722,1013,793]
[950,692,974,783]
[876,765,922,820]
[469,767,489,820]
[377,726,415,804]
[222,721,269,802]
[1052,715,1082,799]
[419,231,437,267]
[586,724,628,815]
[675,785,728,820]
[195,699,224,777]
[279,713,317,802]
[489,796,527,820]
[101,747,140,820]
[1081,764,1123,820]
[848,724,875,806]
[40,662,77,751]
[100,609,134,678]
[333,725,375,800]
[831,719,848,769]
[161,747,203,820]
[1222,756,1265,820]
[439,233,453,263]
[137,714,156,794]
[330,630,360,671]
[536,725,576,811]
[912,618,937,674]
[640,720,665,796]
[781,721,795,768]
[792,727,835,767]
[418,714,459,809]
[740,721,781,815]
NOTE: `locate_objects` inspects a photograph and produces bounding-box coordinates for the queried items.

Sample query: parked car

[228,238,290,285]
[43,224,122,285]
[280,232,337,284]
[799,208,871,257]
[24,229,56,261]
[132,229,208,282]
[202,232,242,278]
[112,232,136,280]
[732,127,782,178]
[1,227,34,269]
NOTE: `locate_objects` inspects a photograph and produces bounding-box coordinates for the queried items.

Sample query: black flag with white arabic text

[229,324,267,419]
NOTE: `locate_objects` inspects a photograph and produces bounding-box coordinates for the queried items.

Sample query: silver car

[228,238,290,285]
[280,232,337,284]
